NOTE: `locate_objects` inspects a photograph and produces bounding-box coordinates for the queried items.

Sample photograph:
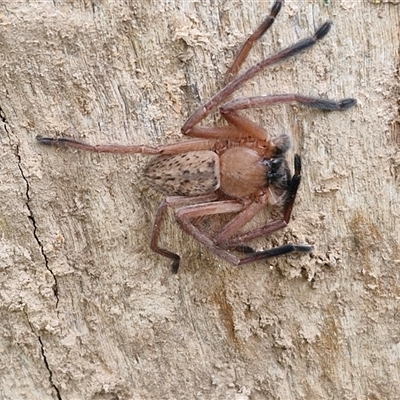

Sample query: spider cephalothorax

[37,1,356,272]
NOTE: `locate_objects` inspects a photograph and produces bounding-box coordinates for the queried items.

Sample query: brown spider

[37,1,356,273]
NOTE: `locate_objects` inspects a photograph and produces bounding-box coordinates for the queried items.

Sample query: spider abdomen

[219,147,269,198]
[144,151,220,197]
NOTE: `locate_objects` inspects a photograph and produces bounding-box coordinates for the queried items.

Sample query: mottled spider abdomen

[144,151,220,196]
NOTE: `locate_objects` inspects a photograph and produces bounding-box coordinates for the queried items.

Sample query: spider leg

[176,192,279,247]
[236,244,312,265]
[228,245,257,254]
[173,199,259,265]
[211,194,269,244]
[150,194,218,273]
[182,21,333,134]
[207,155,304,245]
[159,197,258,268]
[202,94,356,145]
[221,94,357,113]
[225,0,283,84]
[220,110,272,142]
[181,118,273,146]
[174,187,311,266]
[36,136,220,155]
[224,155,312,249]
[180,125,250,141]
[176,209,311,266]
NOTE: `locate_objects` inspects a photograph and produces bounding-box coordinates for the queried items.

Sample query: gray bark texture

[1,0,399,399]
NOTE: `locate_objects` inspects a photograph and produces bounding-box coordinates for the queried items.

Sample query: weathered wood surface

[0,1,399,399]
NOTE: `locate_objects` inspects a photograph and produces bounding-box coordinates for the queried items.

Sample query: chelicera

[37,1,356,273]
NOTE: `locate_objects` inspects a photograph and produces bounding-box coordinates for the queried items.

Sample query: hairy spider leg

[37,92,356,153]
[225,0,283,84]
[213,94,356,148]
[150,194,219,272]
[221,155,311,247]
[150,193,268,271]
[36,16,356,153]
[35,136,222,155]
[221,94,357,113]
[185,93,356,146]
[35,2,283,153]
[150,194,246,272]
[174,201,311,267]
[161,156,312,269]
[162,157,307,270]
[173,155,306,248]
[182,21,333,135]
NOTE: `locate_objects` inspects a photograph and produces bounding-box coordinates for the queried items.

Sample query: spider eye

[263,158,283,173]
[264,157,290,189]
[270,158,282,173]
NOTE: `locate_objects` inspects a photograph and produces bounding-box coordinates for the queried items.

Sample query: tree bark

[1,1,399,399]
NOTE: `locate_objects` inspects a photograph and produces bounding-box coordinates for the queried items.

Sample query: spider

[37,1,356,273]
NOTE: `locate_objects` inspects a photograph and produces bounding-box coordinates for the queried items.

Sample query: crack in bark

[17,158,60,305]
[38,335,63,400]
[0,106,60,306]
[24,310,63,400]
[2,105,63,398]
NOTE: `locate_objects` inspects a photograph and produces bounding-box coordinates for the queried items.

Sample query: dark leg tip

[271,0,283,15]
[36,135,71,147]
[254,243,313,260]
[36,135,54,145]
[274,244,313,255]
[231,245,256,254]
[339,98,357,109]
[315,21,332,40]
[293,245,314,253]
[171,257,181,274]
[293,154,301,175]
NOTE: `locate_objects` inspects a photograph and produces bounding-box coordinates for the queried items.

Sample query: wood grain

[0,1,399,399]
